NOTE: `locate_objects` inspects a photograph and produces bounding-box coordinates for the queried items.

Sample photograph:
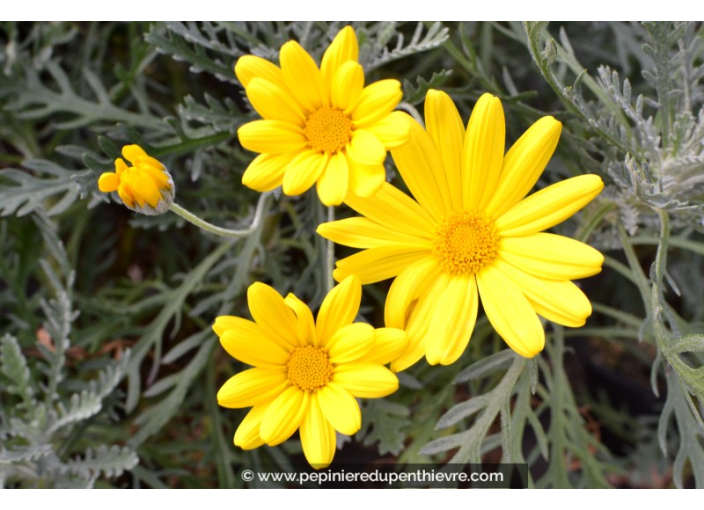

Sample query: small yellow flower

[318,91,605,371]
[98,145,174,215]
[235,26,410,206]
[214,275,407,469]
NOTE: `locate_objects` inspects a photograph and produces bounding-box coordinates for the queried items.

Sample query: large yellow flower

[214,275,407,469]
[235,26,410,206]
[318,91,604,372]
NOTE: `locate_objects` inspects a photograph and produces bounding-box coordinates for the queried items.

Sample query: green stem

[616,223,652,312]
[576,202,617,243]
[169,193,269,239]
[651,209,673,354]
[629,235,704,256]
[397,102,424,127]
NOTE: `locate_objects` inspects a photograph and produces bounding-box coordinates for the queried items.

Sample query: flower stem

[169,193,269,239]
[397,102,424,128]
[325,205,335,292]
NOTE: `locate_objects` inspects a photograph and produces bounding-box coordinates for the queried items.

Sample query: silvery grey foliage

[0,213,136,488]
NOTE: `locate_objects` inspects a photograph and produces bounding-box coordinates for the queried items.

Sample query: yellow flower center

[286,345,334,392]
[432,210,500,275]
[304,107,353,154]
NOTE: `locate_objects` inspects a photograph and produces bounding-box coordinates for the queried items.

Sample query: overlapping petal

[318,382,361,435]
[483,116,562,219]
[217,368,288,408]
[390,115,451,221]
[425,274,478,366]
[476,266,545,358]
[462,93,505,210]
[247,282,300,349]
[332,362,399,398]
[499,234,604,280]
[495,175,604,236]
[333,245,431,284]
[316,275,361,345]
[300,395,336,469]
[260,387,309,446]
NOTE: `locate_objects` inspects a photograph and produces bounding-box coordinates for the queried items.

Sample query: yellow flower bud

[98,145,174,215]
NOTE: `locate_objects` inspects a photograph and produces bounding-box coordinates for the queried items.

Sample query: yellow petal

[346,129,386,166]
[344,182,435,239]
[98,173,119,193]
[321,26,359,94]
[246,77,306,125]
[242,152,297,192]
[316,275,361,347]
[390,116,451,221]
[238,119,307,154]
[351,79,403,126]
[122,144,147,163]
[235,55,287,90]
[333,245,431,285]
[484,116,562,219]
[317,217,430,250]
[260,386,309,446]
[139,164,170,190]
[363,110,411,150]
[212,315,248,337]
[115,158,128,176]
[220,329,289,368]
[476,265,545,358]
[316,151,348,206]
[331,60,364,111]
[495,175,604,237]
[390,272,450,373]
[317,382,361,435]
[494,258,592,327]
[217,368,287,408]
[346,157,385,198]
[499,233,604,280]
[280,41,324,112]
[133,172,162,208]
[332,362,399,398]
[462,93,505,211]
[234,403,270,450]
[361,328,409,365]
[247,282,300,350]
[282,150,329,196]
[425,89,465,210]
[214,315,289,366]
[426,274,478,366]
[117,182,135,208]
[384,256,441,329]
[327,322,375,364]
[300,394,336,469]
[284,294,317,346]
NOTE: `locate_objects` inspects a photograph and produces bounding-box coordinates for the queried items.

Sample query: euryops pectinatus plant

[1,22,703,489]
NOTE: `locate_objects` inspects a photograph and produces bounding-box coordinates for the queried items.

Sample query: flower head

[235,26,410,206]
[214,275,407,469]
[317,91,604,371]
[98,145,174,215]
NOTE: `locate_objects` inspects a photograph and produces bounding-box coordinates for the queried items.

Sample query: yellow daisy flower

[235,26,410,206]
[317,91,605,371]
[98,144,174,215]
[214,275,407,469]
